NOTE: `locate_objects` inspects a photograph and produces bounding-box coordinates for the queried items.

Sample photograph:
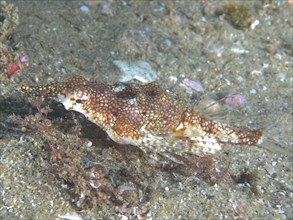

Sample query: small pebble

[19,55,29,63]
[250,19,260,30]
[272,161,278,166]
[80,5,89,13]
[250,89,257,94]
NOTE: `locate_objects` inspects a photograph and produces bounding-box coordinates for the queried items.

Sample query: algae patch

[224,4,253,30]
[0,1,19,42]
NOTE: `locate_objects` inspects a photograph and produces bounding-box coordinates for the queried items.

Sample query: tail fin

[259,112,292,157]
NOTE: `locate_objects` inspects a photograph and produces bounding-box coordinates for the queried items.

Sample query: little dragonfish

[20,75,263,161]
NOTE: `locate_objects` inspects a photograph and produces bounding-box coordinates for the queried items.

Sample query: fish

[20,75,263,162]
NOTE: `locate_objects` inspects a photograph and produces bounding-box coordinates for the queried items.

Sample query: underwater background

[0,1,292,219]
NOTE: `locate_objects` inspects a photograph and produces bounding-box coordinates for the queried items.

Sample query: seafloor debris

[180,78,205,93]
[113,60,157,83]
[21,75,263,163]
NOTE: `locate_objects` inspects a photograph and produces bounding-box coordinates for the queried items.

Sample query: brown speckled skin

[21,75,262,159]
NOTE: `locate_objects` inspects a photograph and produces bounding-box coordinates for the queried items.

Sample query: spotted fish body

[21,76,263,161]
